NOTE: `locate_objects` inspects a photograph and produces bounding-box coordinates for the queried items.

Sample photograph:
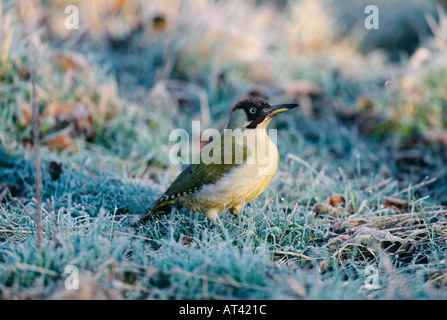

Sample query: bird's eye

[249,107,257,114]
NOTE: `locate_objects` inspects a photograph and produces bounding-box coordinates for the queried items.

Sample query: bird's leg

[229,207,239,217]
[206,208,220,221]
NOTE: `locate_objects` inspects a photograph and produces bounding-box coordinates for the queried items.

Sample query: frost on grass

[0,0,447,300]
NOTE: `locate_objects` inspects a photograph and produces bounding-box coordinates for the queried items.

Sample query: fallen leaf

[313,193,348,218]
[328,193,346,207]
[384,197,408,212]
[327,234,351,249]
[17,105,32,127]
[45,135,77,152]
[329,217,371,233]
[355,97,374,110]
[313,203,343,218]
[350,227,405,247]
[331,227,417,265]
[53,53,77,72]
[42,102,94,140]
[42,102,75,118]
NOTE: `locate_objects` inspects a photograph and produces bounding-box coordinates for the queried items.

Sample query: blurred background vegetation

[1,0,447,186]
[0,0,446,300]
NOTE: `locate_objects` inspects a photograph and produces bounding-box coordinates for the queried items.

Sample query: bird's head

[227,98,298,130]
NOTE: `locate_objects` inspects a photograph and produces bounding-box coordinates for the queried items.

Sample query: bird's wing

[149,138,250,210]
[137,160,240,223]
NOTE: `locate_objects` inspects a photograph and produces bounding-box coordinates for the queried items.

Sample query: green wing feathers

[138,139,249,223]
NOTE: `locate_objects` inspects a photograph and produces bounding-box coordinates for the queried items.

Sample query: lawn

[0,0,446,300]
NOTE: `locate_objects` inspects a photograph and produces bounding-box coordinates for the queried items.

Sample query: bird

[138,98,298,223]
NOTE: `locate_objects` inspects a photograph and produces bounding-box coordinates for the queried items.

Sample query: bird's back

[143,129,279,219]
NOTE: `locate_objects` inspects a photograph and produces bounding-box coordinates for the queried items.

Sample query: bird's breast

[190,131,279,209]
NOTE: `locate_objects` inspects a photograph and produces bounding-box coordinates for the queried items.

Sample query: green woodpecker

[139,98,298,223]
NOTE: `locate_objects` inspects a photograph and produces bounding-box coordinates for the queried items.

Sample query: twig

[273,250,314,260]
[0,228,32,235]
[352,209,447,223]
[389,177,437,197]
[15,262,59,277]
[15,198,38,224]
[32,198,55,223]
[111,279,159,295]
[31,198,62,247]
[0,186,9,202]
[14,199,55,242]
[109,206,118,241]
[363,178,393,193]
[332,209,447,231]
[31,69,42,248]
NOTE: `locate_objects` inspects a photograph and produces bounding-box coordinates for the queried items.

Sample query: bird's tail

[133,199,174,226]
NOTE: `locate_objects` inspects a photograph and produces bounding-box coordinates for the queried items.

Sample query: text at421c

[221,304,266,315]
[179,304,267,317]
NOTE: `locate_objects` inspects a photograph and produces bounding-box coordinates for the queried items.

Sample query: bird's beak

[265,103,299,119]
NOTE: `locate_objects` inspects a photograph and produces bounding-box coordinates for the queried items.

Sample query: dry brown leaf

[328,194,346,207]
[355,97,374,110]
[348,227,417,260]
[53,53,77,72]
[327,234,351,249]
[330,227,417,265]
[42,102,75,118]
[350,227,405,246]
[313,193,348,218]
[384,197,408,212]
[18,105,32,127]
[46,135,77,152]
[313,203,344,218]
[42,102,94,140]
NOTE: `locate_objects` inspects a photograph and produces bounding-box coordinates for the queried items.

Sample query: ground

[0,0,446,299]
